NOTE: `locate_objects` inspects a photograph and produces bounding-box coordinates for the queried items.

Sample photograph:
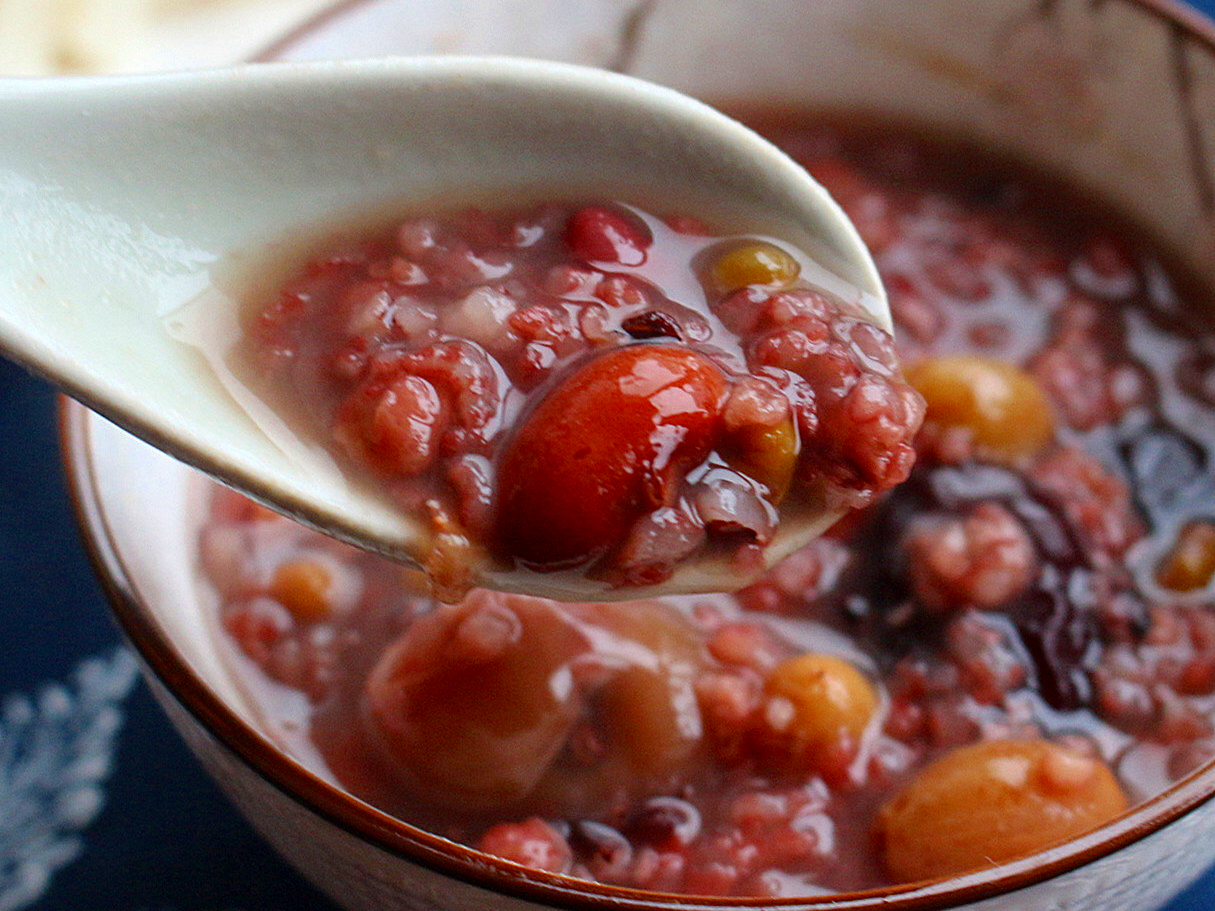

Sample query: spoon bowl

[0,56,887,599]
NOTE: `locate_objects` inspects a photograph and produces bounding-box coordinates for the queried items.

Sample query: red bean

[566,205,651,266]
[478,818,572,873]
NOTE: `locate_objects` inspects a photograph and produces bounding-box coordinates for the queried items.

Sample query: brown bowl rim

[62,0,1215,907]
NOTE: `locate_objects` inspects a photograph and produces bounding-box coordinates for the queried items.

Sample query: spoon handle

[1,66,440,569]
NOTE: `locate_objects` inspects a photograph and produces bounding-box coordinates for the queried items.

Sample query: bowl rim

[63,0,1215,907]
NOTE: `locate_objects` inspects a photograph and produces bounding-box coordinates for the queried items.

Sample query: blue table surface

[6,7,1215,905]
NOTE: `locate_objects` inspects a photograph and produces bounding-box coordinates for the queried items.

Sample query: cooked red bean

[478,818,573,873]
[566,204,651,266]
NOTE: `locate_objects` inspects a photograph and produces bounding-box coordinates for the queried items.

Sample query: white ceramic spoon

[0,55,888,601]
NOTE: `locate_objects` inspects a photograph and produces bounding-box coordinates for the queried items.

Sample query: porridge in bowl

[198,115,1215,896]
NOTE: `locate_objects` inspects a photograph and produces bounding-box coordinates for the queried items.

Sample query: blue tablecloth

[6,9,1215,904]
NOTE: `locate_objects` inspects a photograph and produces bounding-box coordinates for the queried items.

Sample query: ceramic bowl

[63,0,1215,909]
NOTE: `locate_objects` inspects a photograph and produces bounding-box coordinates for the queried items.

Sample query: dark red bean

[628,797,702,849]
[621,310,683,341]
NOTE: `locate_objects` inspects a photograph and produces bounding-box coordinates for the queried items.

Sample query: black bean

[627,796,701,848]
[1011,583,1098,712]
[568,821,632,882]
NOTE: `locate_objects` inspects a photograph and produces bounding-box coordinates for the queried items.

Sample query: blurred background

[0,0,328,74]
